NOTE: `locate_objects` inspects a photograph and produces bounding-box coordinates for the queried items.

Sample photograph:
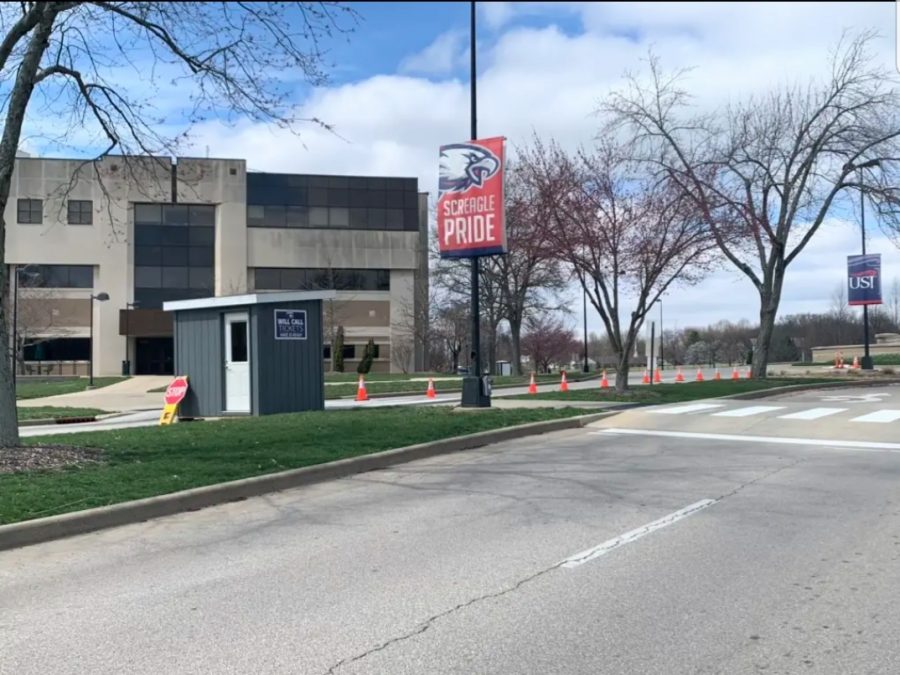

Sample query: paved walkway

[17,376,169,412]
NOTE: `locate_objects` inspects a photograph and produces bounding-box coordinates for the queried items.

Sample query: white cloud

[399,30,468,77]
[183,2,900,330]
[479,2,516,31]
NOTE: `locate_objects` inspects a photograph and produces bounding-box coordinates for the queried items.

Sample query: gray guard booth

[163,291,335,417]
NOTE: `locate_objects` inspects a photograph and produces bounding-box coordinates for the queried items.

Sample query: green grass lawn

[0,406,587,525]
[15,377,126,401]
[17,407,108,422]
[513,378,834,404]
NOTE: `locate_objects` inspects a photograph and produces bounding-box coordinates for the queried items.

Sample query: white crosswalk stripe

[648,403,726,415]
[712,405,785,418]
[849,410,900,424]
[778,407,847,420]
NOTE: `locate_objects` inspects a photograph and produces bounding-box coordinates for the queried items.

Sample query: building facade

[4,156,429,376]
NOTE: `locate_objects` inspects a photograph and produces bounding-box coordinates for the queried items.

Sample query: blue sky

[17,2,900,334]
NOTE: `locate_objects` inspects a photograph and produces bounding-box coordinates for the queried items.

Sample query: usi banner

[847,254,882,306]
[437,136,506,258]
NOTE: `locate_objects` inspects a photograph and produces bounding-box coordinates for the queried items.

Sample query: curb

[724,378,900,401]
[17,411,131,428]
[0,411,616,552]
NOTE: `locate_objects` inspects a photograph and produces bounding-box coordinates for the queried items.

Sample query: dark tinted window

[163,204,189,226]
[189,205,215,227]
[254,268,390,291]
[19,264,92,288]
[134,204,161,224]
[23,337,90,361]
[309,207,328,228]
[263,205,285,227]
[246,175,418,231]
[286,206,308,228]
[67,200,93,225]
[17,199,42,224]
[230,321,248,363]
[134,203,216,308]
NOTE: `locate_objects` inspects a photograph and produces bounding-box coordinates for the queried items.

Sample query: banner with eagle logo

[437,136,506,258]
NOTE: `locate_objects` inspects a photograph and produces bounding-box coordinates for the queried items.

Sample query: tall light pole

[658,298,664,369]
[856,159,880,370]
[124,301,140,376]
[461,0,489,406]
[582,287,589,373]
[89,292,110,387]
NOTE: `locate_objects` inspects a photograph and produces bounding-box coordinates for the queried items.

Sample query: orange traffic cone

[356,375,369,401]
[675,367,685,383]
[600,369,609,389]
[654,368,662,384]
[642,368,651,384]
[731,367,740,381]
[714,368,721,381]
[560,370,569,392]
[745,368,752,379]
[528,372,538,395]
[426,378,437,399]
[695,368,704,382]
[852,356,860,370]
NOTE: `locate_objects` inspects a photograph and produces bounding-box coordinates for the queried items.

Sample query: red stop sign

[164,376,189,406]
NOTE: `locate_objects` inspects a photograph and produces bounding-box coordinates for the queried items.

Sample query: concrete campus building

[4,155,429,377]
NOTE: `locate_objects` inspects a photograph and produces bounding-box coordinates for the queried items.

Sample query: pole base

[861,356,875,370]
[461,376,491,407]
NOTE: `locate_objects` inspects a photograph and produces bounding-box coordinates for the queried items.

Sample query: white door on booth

[224,313,250,413]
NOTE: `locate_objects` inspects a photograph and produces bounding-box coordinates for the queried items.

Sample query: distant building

[4,156,429,376]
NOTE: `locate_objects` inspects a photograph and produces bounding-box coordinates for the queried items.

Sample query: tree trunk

[615,353,629,393]
[0,268,17,444]
[0,8,61,447]
[509,318,523,376]
[753,299,778,379]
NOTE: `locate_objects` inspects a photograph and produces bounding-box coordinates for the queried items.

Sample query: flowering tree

[520,139,715,392]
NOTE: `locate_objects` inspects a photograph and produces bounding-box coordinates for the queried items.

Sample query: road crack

[322,559,567,674]
[714,456,806,502]
[323,457,805,673]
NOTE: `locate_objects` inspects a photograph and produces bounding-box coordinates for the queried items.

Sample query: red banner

[437,136,506,258]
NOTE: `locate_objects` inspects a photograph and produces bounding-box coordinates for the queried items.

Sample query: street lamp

[89,292,110,387]
[855,159,881,370]
[123,301,140,376]
[582,286,589,373]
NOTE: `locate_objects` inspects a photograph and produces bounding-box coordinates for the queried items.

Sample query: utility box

[164,291,334,417]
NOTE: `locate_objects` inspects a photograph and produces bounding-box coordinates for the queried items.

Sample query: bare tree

[603,33,900,378]
[889,277,900,327]
[831,283,848,319]
[521,138,714,392]
[432,300,469,374]
[0,2,355,447]
[521,313,578,374]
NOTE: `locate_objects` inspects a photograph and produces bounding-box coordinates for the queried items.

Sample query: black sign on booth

[847,254,882,306]
[274,309,307,340]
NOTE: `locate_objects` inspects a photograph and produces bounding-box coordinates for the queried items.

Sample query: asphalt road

[5,385,900,673]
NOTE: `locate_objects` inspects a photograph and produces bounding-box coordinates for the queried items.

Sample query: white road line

[778,407,847,420]
[595,428,900,452]
[648,403,725,415]
[850,410,900,424]
[712,405,784,418]
[560,499,716,569]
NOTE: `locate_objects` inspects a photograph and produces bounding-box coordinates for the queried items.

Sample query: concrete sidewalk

[17,376,169,412]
